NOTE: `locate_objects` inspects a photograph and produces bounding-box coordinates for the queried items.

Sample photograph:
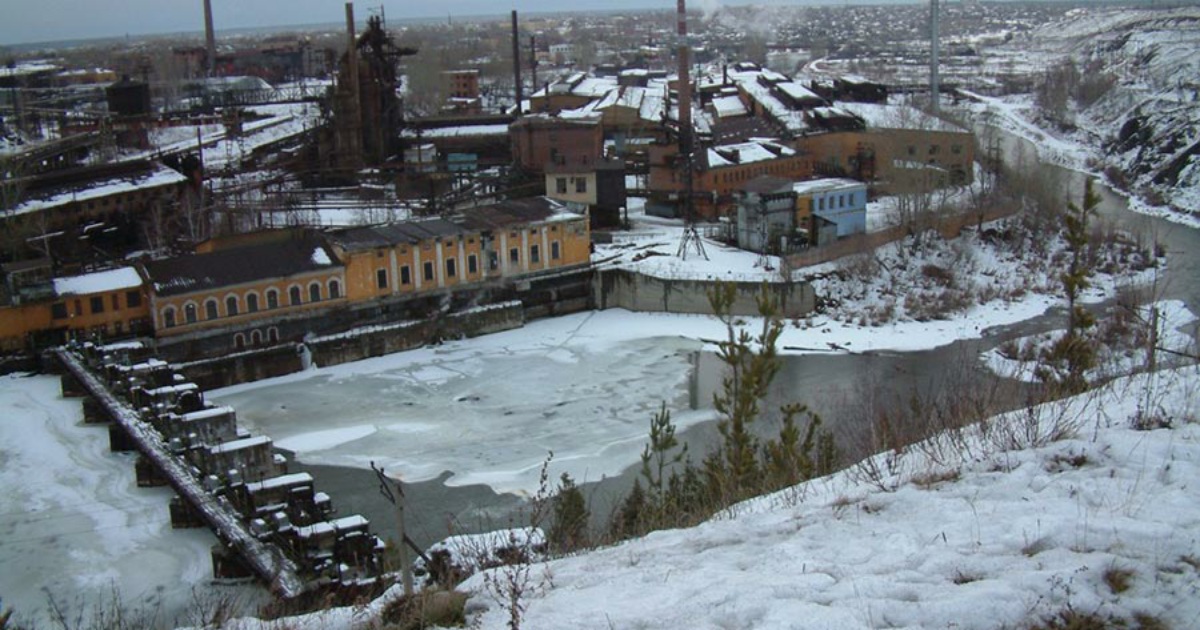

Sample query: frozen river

[0,374,253,628]
[212,312,713,497]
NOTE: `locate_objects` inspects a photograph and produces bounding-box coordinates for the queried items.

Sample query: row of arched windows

[161,278,342,329]
[233,327,280,349]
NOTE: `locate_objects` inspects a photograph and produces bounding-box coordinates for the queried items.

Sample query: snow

[52,266,142,296]
[456,366,1200,630]
[404,124,510,138]
[0,373,229,629]
[311,246,332,266]
[711,94,748,118]
[10,164,188,217]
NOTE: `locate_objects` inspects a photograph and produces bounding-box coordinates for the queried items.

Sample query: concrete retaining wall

[174,302,525,390]
[592,269,815,318]
[177,344,305,391]
[310,301,524,369]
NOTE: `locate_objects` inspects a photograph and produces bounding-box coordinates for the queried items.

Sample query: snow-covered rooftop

[792,177,867,196]
[11,164,187,217]
[52,266,143,297]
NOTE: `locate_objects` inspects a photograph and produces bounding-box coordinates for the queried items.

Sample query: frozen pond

[213,312,715,496]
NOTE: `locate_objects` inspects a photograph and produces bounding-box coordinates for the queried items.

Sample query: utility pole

[371,460,413,596]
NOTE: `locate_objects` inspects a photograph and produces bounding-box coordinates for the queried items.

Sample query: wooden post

[396,487,413,596]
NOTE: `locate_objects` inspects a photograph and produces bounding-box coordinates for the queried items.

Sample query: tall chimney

[203,0,216,77]
[512,11,523,115]
[677,0,693,217]
[930,0,940,113]
[530,35,538,94]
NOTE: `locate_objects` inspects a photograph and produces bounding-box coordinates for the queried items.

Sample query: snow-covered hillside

[458,367,1200,629]
[1027,7,1200,214]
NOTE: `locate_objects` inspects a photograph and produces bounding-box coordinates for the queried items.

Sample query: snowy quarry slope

[1028,7,1200,214]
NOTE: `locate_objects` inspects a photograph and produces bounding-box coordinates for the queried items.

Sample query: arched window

[226,295,239,317]
[250,329,263,346]
[205,299,219,320]
[266,289,279,310]
[233,333,246,349]
[289,286,302,306]
[328,279,341,299]
[247,292,259,313]
[267,327,279,343]
[163,307,177,328]
[308,282,321,303]
[184,303,197,324]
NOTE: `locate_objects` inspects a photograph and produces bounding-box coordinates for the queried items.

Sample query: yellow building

[0,266,150,351]
[141,234,346,349]
[326,197,591,306]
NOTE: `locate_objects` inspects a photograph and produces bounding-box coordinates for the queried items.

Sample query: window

[551,241,561,260]
[52,303,68,319]
[233,333,245,349]
[250,330,262,346]
[184,303,197,324]
[423,261,434,282]
[125,290,142,308]
[267,327,279,343]
[907,145,916,156]
[266,289,279,309]
[400,266,412,285]
[205,299,219,320]
[90,296,105,314]
[308,282,321,302]
[445,258,457,278]
[576,177,587,193]
[510,247,520,264]
[489,252,499,270]
[226,296,239,316]
[163,307,177,328]
[929,144,939,155]
[329,279,341,299]
[951,144,962,155]
[289,286,302,306]
[531,244,540,264]
[468,254,478,275]
[377,268,388,290]
[111,294,121,311]
[247,293,259,313]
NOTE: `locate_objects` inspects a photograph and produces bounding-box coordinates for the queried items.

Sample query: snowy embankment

[458,366,1200,629]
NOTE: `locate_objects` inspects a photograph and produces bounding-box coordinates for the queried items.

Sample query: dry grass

[1102,565,1136,595]
[380,589,468,630]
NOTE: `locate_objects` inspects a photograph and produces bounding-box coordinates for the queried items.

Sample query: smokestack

[677,0,692,147]
[530,35,538,95]
[345,2,362,155]
[203,0,216,77]
[512,11,523,115]
[677,0,693,221]
[930,0,940,113]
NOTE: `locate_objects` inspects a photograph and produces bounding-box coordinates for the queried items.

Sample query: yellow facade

[0,272,150,351]
[151,269,346,338]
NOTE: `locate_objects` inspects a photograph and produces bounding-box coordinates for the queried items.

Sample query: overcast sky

[0,1,674,46]
[0,0,922,48]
